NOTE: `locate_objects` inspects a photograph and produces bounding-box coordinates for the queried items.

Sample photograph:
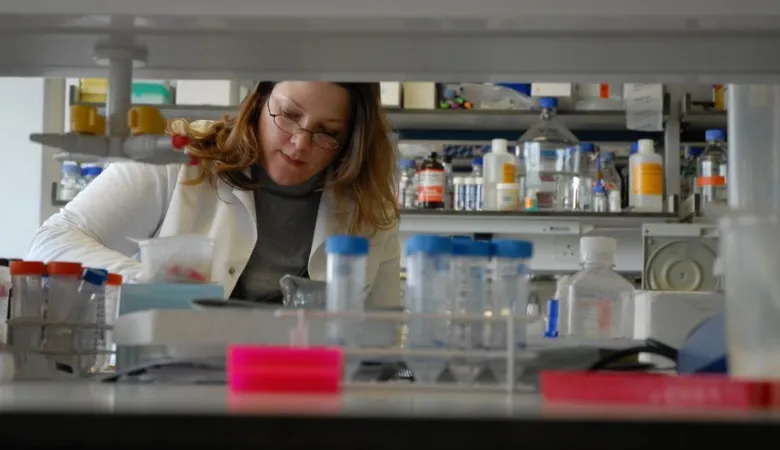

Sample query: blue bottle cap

[452,239,491,257]
[398,159,416,170]
[544,298,560,339]
[539,97,558,109]
[705,129,726,142]
[580,142,596,153]
[688,146,705,158]
[326,235,369,256]
[491,239,533,259]
[629,142,639,155]
[472,156,483,166]
[82,268,108,286]
[406,235,453,256]
[593,183,606,194]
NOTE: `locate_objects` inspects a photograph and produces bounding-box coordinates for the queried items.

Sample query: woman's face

[258,81,352,186]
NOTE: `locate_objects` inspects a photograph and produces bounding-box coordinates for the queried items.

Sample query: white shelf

[3,1,780,80]
[399,210,678,235]
[79,102,631,131]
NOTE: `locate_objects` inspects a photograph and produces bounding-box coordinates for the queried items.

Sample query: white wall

[0,77,64,258]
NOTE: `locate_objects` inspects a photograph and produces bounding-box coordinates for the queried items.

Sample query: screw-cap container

[406,235,453,256]
[325,235,369,256]
[579,236,618,266]
[491,138,509,154]
[637,139,655,155]
[491,239,534,259]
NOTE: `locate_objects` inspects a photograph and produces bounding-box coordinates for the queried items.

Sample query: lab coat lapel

[307,190,339,281]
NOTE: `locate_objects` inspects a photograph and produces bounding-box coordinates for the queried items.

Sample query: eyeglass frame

[265,100,342,151]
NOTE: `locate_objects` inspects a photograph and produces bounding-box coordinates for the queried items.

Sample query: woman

[27,81,402,309]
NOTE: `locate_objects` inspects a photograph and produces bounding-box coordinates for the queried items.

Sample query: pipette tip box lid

[227,345,344,395]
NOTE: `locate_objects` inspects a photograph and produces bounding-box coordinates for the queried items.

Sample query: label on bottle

[696,175,726,188]
[417,169,445,203]
[570,297,614,338]
[501,163,516,183]
[631,162,663,196]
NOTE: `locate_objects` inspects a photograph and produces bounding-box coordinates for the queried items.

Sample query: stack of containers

[404,235,534,385]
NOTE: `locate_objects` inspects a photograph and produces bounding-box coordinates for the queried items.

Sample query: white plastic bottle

[567,237,635,339]
[483,139,517,211]
[629,139,664,212]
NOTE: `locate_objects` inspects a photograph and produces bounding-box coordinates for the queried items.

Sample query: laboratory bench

[1,382,778,448]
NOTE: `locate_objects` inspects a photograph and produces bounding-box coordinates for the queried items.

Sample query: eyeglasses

[266,101,341,151]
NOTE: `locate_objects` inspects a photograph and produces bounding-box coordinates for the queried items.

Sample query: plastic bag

[134,234,215,284]
[279,274,326,309]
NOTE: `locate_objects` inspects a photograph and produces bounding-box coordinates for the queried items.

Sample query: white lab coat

[26,162,402,309]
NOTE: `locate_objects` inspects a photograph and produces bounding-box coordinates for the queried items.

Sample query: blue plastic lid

[491,239,533,259]
[705,129,726,142]
[86,166,103,176]
[472,157,483,166]
[580,142,596,153]
[593,183,606,194]
[539,97,558,109]
[62,162,80,174]
[82,267,108,286]
[452,239,491,257]
[496,82,532,96]
[544,298,559,339]
[398,159,416,170]
[629,142,639,155]
[326,235,369,256]
[406,235,452,256]
[688,146,705,158]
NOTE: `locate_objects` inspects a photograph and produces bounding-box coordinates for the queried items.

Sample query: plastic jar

[496,183,521,211]
[629,139,664,212]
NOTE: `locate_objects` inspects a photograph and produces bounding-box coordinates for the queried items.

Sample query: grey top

[232,165,324,303]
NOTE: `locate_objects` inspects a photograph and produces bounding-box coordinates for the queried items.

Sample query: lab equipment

[136,234,215,284]
[681,146,704,200]
[417,152,446,209]
[697,129,728,207]
[404,235,452,383]
[597,151,622,212]
[487,239,533,383]
[77,268,108,375]
[470,177,484,211]
[496,182,521,211]
[483,138,517,211]
[629,139,664,212]
[550,275,572,336]
[96,273,123,373]
[453,176,466,211]
[567,237,635,339]
[449,238,491,383]
[44,261,83,369]
[676,311,727,375]
[325,235,369,380]
[518,97,579,211]
[566,142,597,211]
[8,260,46,378]
[58,161,81,202]
[592,183,607,212]
[397,158,417,209]
[471,157,483,178]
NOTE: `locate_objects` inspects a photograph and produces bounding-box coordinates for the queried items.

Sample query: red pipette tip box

[540,371,780,410]
[227,345,344,395]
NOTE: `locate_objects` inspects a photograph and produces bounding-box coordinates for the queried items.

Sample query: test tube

[8,260,46,378]
[325,235,369,380]
[487,239,533,384]
[449,238,491,383]
[45,261,83,364]
[97,272,123,373]
[404,234,453,384]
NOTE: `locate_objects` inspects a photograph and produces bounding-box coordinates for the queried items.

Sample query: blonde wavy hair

[168,81,400,235]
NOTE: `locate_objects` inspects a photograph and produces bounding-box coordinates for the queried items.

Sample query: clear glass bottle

[697,129,728,206]
[680,146,704,200]
[567,237,635,339]
[518,97,579,211]
[397,159,418,209]
[417,152,446,209]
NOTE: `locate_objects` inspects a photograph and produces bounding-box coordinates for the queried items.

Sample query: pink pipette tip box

[227,345,344,394]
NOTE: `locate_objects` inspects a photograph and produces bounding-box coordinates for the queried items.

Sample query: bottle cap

[629,142,639,155]
[451,239,491,257]
[688,146,705,158]
[491,139,509,154]
[46,261,83,277]
[406,235,453,256]
[82,268,108,286]
[9,261,45,276]
[107,273,124,286]
[325,235,369,256]
[472,157,483,166]
[539,97,559,109]
[579,236,618,265]
[705,129,726,142]
[580,143,596,153]
[491,239,533,259]
[637,139,655,155]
